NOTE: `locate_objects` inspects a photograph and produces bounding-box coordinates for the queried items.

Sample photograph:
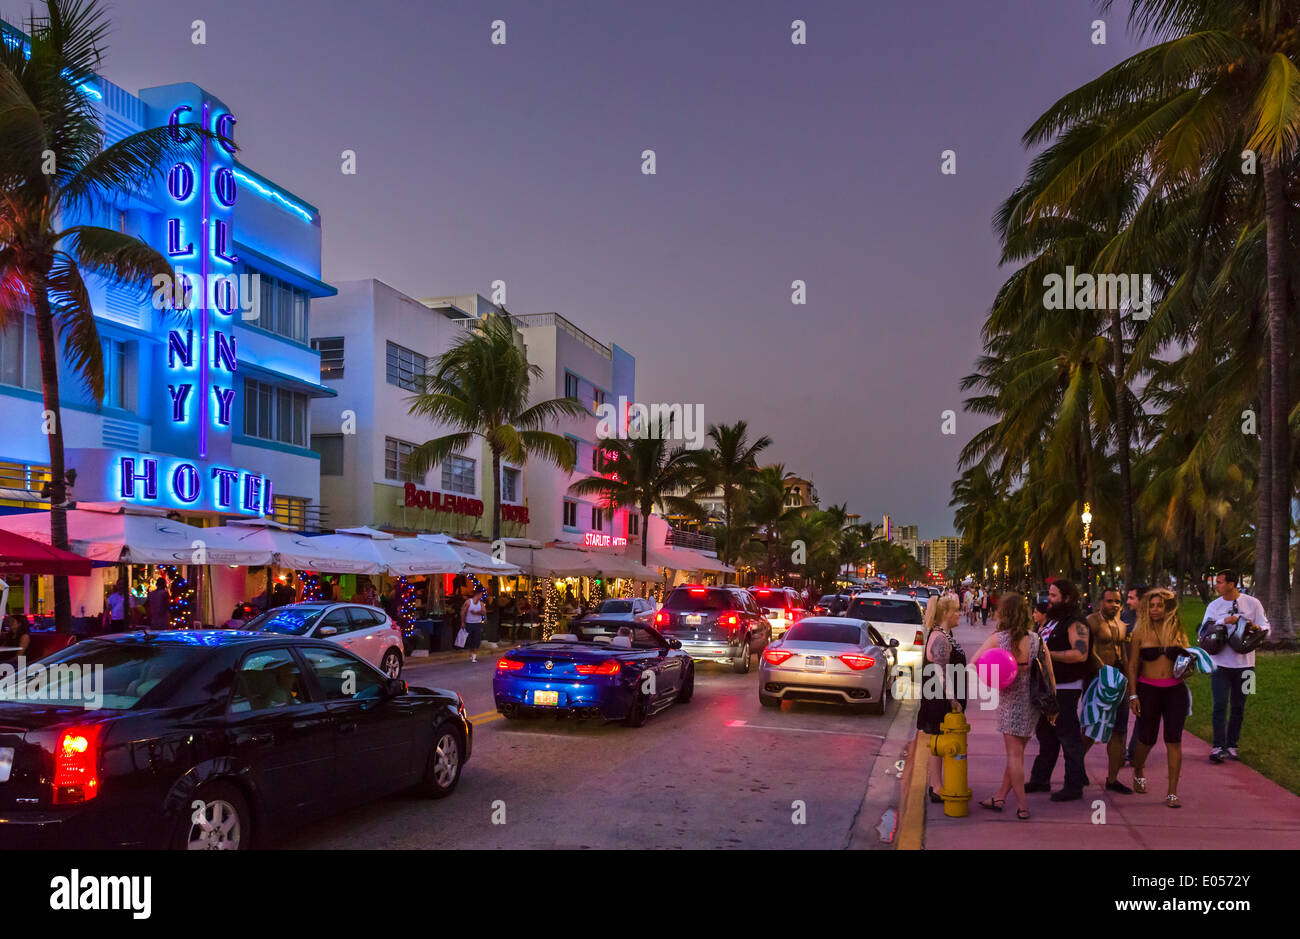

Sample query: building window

[386,341,426,391]
[441,454,475,495]
[384,437,419,482]
[592,387,605,413]
[313,434,344,476]
[590,506,604,530]
[244,378,308,446]
[628,513,639,536]
[501,466,520,503]
[311,337,344,380]
[102,338,128,409]
[271,495,309,529]
[562,500,577,528]
[0,315,42,392]
[564,371,580,400]
[246,268,309,343]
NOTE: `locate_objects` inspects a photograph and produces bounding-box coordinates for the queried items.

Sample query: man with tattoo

[1026,579,1094,802]
[1083,588,1133,792]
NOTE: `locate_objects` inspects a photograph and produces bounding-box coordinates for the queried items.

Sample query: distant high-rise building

[926,537,963,577]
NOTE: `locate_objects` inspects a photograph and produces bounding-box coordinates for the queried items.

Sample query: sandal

[1166,794,1181,809]
[1133,777,1147,794]
[979,798,1005,812]
[1016,808,1031,820]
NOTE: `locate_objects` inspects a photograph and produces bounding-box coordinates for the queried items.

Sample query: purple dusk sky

[7,0,1144,537]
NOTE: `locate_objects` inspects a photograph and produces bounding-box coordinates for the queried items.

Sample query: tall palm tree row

[0,0,215,630]
[953,0,1298,639]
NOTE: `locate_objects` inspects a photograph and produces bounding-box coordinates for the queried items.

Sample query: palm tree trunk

[31,267,72,633]
[722,487,733,567]
[1254,314,1272,602]
[1110,309,1139,584]
[490,447,502,544]
[640,499,652,569]
[1262,155,1293,639]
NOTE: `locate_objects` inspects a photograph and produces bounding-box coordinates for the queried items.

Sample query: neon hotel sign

[113,100,272,516]
[404,483,529,524]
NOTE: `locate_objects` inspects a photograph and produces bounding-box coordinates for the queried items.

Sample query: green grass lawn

[1177,599,1300,795]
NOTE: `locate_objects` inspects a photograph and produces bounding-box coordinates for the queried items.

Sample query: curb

[847,687,921,849]
[896,729,929,850]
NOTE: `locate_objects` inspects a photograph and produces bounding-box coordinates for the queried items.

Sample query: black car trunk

[0,705,105,810]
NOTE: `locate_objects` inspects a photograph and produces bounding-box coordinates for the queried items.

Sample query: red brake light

[53,726,102,804]
[654,611,668,626]
[756,589,771,596]
[575,660,621,675]
[763,648,794,665]
[839,654,876,671]
[722,613,739,626]
[497,659,524,671]
[913,630,924,645]
[689,587,707,595]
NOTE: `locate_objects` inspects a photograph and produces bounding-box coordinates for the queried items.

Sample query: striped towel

[1081,665,1127,743]
[1180,646,1216,718]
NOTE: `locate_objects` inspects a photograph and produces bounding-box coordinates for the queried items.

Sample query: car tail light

[814,606,827,614]
[575,660,621,676]
[913,630,924,646]
[654,611,669,626]
[839,654,876,671]
[497,659,524,671]
[689,587,707,595]
[52,726,102,805]
[763,648,794,665]
[721,613,739,626]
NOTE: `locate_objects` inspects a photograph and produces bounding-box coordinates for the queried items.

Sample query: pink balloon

[976,648,1018,689]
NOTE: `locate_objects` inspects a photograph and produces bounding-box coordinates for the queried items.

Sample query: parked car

[813,593,853,616]
[759,617,898,713]
[843,593,926,670]
[751,586,805,639]
[494,624,693,725]
[0,632,471,849]
[573,597,657,639]
[248,602,405,678]
[653,585,770,672]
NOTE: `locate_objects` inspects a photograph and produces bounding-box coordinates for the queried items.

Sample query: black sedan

[0,631,471,850]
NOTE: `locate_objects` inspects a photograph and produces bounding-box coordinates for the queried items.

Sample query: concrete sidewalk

[920,620,1300,849]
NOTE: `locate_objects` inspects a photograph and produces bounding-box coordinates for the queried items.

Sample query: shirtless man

[1083,588,1132,793]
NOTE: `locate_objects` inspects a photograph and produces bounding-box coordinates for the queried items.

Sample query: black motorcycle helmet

[1227,618,1267,654]
[1197,620,1229,655]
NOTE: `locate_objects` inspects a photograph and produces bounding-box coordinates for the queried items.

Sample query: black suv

[653,586,770,672]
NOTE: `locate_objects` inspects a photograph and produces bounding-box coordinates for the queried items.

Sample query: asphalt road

[281,648,904,849]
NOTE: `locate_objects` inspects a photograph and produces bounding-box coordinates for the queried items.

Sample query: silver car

[758,616,897,713]
[248,602,406,678]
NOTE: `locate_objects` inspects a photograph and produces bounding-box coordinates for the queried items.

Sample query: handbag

[1028,636,1059,718]
[454,627,468,648]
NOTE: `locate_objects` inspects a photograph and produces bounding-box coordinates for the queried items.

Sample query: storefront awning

[645,545,733,575]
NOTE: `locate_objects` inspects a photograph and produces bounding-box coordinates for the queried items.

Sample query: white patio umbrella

[415,533,522,576]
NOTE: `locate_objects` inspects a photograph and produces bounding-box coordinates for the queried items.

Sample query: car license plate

[803,655,825,668]
[685,614,702,625]
[0,747,12,783]
[533,690,559,706]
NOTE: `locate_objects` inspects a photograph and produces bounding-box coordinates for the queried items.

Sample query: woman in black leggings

[1124,588,1189,808]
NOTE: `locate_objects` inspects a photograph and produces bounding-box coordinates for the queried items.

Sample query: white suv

[249,602,406,678]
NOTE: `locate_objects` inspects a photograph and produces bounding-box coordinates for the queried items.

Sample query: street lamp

[1080,503,1094,608]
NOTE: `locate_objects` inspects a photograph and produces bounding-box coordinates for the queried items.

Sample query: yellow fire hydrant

[929,709,972,817]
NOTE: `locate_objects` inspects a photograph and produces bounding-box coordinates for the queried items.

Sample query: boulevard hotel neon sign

[404,483,530,524]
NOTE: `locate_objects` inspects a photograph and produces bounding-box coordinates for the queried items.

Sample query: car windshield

[664,588,734,611]
[816,595,848,610]
[753,590,792,610]
[597,600,633,614]
[6,641,206,710]
[784,622,862,645]
[847,598,923,625]
[249,606,328,635]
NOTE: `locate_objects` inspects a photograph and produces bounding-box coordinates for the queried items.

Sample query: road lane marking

[728,722,886,739]
[468,710,500,722]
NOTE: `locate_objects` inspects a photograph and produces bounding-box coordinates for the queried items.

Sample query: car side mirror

[319,626,338,637]
[889,638,900,647]
[668,639,682,650]
[384,678,407,697]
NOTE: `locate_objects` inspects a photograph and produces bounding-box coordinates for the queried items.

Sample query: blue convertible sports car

[494,625,694,726]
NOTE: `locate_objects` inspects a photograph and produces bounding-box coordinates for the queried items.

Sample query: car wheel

[677,664,695,703]
[732,639,752,674]
[418,722,464,798]
[625,690,648,727]
[173,782,251,850]
[759,691,781,709]
[381,648,403,679]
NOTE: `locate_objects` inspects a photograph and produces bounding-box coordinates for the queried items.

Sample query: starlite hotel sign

[96,86,271,516]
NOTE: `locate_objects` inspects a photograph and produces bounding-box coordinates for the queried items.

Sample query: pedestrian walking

[147,577,170,629]
[973,593,1049,819]
[979,588,990,626]
[106,588,126,633]
[461,589,486,663]
[1083,588,1133,792]
[1120,584,1145,763]
[1026,578,1092,802]
[916,594,965,804]
[1202,570,1269,764]
[1127,587,1192,807]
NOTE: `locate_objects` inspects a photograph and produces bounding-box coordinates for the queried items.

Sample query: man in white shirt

[1201,569,1269,763]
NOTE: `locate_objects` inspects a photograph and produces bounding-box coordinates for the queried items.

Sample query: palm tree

[406,313,589,542]
[566,430,701,568]
[0,0,211,631]
[687,421,771,567]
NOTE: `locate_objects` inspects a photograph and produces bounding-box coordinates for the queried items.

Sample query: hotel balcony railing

[666,527,716,554]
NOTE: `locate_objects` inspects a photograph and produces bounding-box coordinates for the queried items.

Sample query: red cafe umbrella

[0,529,92,577]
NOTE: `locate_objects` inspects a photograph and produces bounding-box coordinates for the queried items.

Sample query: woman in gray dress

[972,594,1056,820]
